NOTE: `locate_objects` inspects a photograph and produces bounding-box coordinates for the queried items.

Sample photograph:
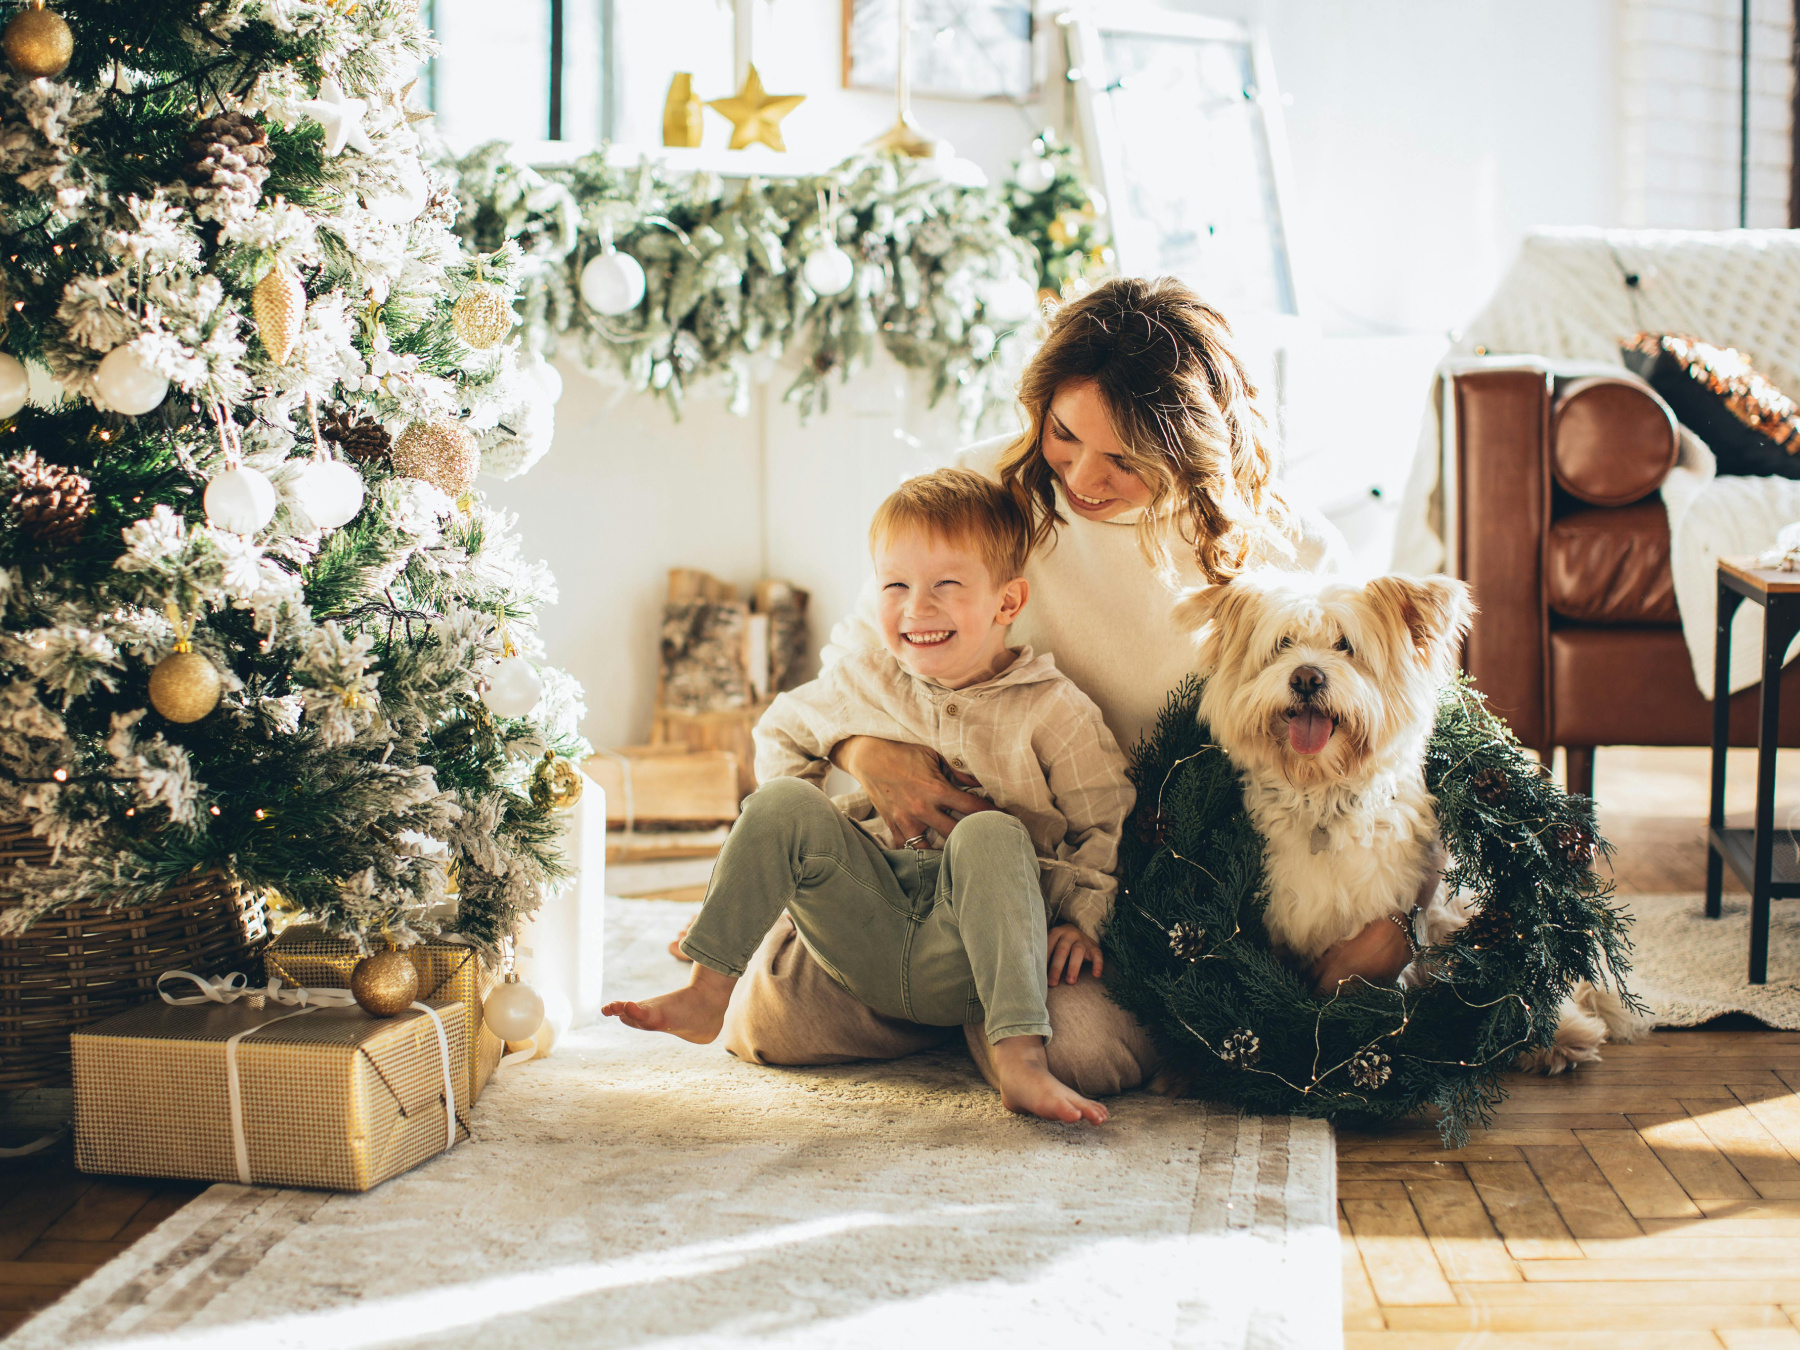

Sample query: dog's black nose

[1290,665,1325,698]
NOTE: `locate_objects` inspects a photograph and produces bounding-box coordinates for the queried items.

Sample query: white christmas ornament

[506,986,573,1060]
[291,459,365,529]
[204,465,277,534]
[482,654,543,717]
[525,355,563,405]
[802,244,855,297]
[297,78,374,157]
[981,276,1039,324]
[0,353,26,417]
[483,973,546,1042]
[1015,156,1057,193]
[579,251,646,315]
[967,324,998,361]
[363,156,429,225]
[94,346,168,415]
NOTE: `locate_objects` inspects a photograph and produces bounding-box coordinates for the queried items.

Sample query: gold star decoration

[706,65,804,152]
[387,78,434,126]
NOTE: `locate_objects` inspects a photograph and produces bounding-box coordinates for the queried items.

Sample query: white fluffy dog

[1174,569,1637,1073]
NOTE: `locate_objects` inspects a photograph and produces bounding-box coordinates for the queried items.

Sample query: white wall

[476,0,1687,751]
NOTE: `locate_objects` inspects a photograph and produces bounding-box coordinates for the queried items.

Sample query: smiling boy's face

[873,526,1028,690]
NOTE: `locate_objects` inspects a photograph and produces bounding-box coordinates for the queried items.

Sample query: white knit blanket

[1395,227,1800,698]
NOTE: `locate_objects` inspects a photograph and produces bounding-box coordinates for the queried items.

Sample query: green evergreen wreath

[1102,677,1637,1145]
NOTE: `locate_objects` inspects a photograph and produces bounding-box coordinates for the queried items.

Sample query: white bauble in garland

[980,276,1039,324]
[0,353,26,417]
[94,346,168,415]
[579,251,646,315]
[291,459,366,529]
[802,244,855,297]
[1015,155,1057,192]
[204,465,277,534]
[483,973,546,1041]
[363,157,429,225]
[967,324,997,361]
[481,654,543,717]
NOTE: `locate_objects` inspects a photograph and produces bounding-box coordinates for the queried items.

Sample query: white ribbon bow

[155,969,457,1185]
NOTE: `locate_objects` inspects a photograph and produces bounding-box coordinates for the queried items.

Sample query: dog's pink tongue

[1288,708,1334,755]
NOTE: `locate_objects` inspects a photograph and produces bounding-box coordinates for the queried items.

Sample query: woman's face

[1038,378,1154,520]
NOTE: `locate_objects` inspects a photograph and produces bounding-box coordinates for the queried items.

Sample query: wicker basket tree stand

[0,824,268,1089]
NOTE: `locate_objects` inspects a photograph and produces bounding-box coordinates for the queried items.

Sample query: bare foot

[669,916,694,962]
[990,1035,1108,1125]
[602,963,735,1044]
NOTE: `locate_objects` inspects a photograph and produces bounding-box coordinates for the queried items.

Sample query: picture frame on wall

[843,0,1035,102]
[1062,7,1302,319]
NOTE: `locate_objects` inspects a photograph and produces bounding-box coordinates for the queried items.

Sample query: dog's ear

[1172,584,1229,636]
[1174,581,1257,676]
[1365,575,1475,676]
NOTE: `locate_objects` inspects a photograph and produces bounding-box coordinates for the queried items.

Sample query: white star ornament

[299,78,375,157]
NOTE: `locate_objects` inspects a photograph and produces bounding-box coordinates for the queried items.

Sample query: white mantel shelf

[495,139,988,188]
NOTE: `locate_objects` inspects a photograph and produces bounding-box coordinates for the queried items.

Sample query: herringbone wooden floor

[1342,747,1800,1348]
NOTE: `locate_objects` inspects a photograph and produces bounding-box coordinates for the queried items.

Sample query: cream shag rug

[1624,893,1800,1028]
[6,900,1340,1350]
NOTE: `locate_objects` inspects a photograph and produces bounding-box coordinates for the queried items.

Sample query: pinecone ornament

[320,406,392,465]
[184,111,270,224]
[1166,920,1206,963]
[1471,767,1508,804]
[1136,810,1174,846]
[1219,1028,1261,1069]
[9,450,92,546]
[1555,824,1597,867]
[1348,1049,1392,1090]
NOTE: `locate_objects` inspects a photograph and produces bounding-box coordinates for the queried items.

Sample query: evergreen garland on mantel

[1103,677,1637,1146]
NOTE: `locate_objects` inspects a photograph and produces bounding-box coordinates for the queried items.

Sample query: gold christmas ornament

[706,65,804,152]
[148,642,222,724]
[451,285,512,350]
[393,419,480,497]
[3,3,72,79]
[530,753,584,812]
[662,72,702,148]
[350,946,419,1018]
[252,265,306,365]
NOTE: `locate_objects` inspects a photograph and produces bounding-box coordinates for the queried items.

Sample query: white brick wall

[1620,0,1795,228]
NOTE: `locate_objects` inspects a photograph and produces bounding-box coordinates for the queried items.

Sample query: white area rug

[1624,893,1800,1028]
[5,900,1340,1350]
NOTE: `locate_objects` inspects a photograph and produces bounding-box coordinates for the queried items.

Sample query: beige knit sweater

[827,435,1349,751]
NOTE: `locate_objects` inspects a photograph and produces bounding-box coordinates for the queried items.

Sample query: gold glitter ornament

[252,265,306,365]
[451,285,512,350]
[350,945,419,1018]
[530,753,584,812]
[148,640,222,724]
[3,3,72,79]
[392,420,479,497]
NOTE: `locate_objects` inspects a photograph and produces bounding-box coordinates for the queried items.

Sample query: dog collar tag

[1310,824,1329,854]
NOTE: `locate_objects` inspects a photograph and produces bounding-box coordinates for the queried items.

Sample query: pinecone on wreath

[1471,767,1508,804]
[1135,810,1174,846]
[1166,920,1206,963]
[9,450,92,546]
[1348,1048,1392,1090]
[1219,1028,1261,1069]
[184,111,270,223]
[1555,824,1597,867]
[320,406,392,465]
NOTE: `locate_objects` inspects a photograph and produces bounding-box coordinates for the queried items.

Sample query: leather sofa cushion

[1551,376,1679,506]
[1546,500,1679,624]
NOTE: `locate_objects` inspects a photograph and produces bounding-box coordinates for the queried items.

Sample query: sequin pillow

[1623,333,1800,479]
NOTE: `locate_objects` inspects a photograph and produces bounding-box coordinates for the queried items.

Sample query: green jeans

[679,776,1053,1044]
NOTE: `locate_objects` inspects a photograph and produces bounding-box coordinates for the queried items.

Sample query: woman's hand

[1310,916,1412,996]
[832,735,990,842]
[1047,924,1103,985]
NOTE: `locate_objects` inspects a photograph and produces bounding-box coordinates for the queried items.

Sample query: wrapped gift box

[266,927,502,1104]
[71,999,466,1191]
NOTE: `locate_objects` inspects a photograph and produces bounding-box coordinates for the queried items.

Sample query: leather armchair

[1446,363,1800,797]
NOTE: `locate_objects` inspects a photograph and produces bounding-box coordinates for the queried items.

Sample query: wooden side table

[1707,559,1800,984]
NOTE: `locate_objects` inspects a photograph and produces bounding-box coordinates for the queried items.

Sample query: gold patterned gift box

[71,999,467,1191]
[265,926,503,1105]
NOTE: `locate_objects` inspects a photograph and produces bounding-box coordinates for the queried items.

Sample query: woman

[715,277,1416,1095]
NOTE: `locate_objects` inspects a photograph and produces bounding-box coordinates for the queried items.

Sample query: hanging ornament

[252,265,306,366]
[393,419,480,497]
[149,613,222,724]
[980,275,1039,324]
[866,0,946,159]
[482,652,543,718]
[451,259,514,350]
[801,185,855,297]
[1014,152,1056,194]
[530,753,584,812]
[184,110,270,223]
[579,250,646,316]
[350,946,419,1017]
[8,450,91,546]
[291,458,365,530]
[204,465,276,534]
[485,971,547,1041]
[661,72,702,148]
[966,324,997,362]
[363,155,429,225]
[0,353,25,417]
[2,2,71,79]
[320,405,392,464]
[1218,1028,1262,1070]
[1348,1049,1392,1091]
[524,355,563,406]
[296,77,374,157]
[93,346,168,416]
[706,64,805,152]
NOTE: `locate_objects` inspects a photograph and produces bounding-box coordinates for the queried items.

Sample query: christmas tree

[0,0,585,949]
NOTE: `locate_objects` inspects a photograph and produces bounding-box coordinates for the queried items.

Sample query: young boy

[603,469,1135,1124]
